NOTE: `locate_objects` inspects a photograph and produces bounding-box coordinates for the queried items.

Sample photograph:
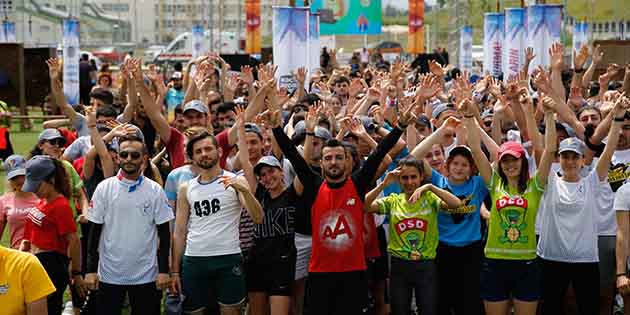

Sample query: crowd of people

[1,42,630,315]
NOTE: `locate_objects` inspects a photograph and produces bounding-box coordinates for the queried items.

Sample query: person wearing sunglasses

[84,133,174,315]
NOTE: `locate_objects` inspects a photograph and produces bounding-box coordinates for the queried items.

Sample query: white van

[154,31,241,63]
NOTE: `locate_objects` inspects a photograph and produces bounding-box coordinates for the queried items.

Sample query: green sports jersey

[61,160,84,216]
[485,171,544,260]
[377,191,441,260]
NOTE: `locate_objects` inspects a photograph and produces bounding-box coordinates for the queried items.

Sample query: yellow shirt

[0,246,56,315]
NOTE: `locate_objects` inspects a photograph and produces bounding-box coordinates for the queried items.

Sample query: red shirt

[23,196,77,255]
[309,179,367,273]
[364,213,381,259]
[216,129,234,169]
[58,128,77,148]
[166,127,186,169]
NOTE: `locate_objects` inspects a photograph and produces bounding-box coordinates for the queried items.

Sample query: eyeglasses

[46,138,65,146]
[483,121,493,127]
[118,151,142,160]
[293,106,307,113]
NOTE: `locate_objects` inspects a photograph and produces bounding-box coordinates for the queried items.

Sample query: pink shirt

[0,193,41,249]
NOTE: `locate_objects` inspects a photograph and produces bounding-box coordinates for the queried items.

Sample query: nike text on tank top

[185,171,243,257]
[310,179,367,273]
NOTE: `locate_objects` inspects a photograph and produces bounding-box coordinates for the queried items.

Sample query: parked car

[367,41,403,54]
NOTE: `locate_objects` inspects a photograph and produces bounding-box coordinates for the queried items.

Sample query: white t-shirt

[537,171,603,263]
[614,183,630,253]
[184,171,243,257]
[88,176,174,285]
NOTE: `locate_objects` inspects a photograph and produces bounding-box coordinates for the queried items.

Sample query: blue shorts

[480,258,542,302]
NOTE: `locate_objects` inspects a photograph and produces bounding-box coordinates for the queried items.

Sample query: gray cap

[481,108,494,120]
[432,102,456,119]
[38,128,65,143]
[245,123,263,139]
[293,120,306,139]
[314,126,332,141]
[22,155,56,193]
[415,115,431,128]
[3,154,26,180]
[357,116,378,133]
[558,137,585,156]
[183,100,209,114]
[254,155,283,175]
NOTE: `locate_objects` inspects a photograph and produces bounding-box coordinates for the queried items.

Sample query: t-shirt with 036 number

[185,171,243,257]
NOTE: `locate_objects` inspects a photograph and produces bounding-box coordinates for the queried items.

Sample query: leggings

[390,257,438,315]
[35,251,69,315]
[541,259,599,315]
[435,241,483,315]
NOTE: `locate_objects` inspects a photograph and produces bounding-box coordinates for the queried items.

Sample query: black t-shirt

[79,62,93,87]
[84,166,105,200]
[251,185,299,260]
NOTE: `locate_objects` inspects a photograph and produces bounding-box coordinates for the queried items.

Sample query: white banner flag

[273,7,309,94]
[483,13,504,76]
[192,24,204,59]
[504,8,525,79]
[1,21,16,43]
[62,19,80,106]
[459,26,473,73]
[527,4,563,72]
[572,22,588,67]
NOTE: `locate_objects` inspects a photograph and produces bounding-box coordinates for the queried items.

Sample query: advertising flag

[526,4,563,72]
[308,13,321,79]
[459,26,473,73]
[504,8,525,79]
[62,19,80,106]
[483,13,504,76]
[192,24,204,59]
[408,0,425,54]
[246,0,262,53]
[1,21,16,43]
[308,0,381,35]
[273,7,309,94]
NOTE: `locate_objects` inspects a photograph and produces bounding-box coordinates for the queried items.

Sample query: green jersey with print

[377,191,441,260]
[485,171,544,260]
[61,160,84,216]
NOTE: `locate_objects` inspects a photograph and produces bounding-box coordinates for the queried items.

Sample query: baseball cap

[481,108,494,120]
[22,155,56,193]
[3,154,26,180]
[448,145,473,159]
[432,102,456,119]
[314,126,332,141]
[38,128,66,144]
[245,123,263,139]
[292,121,307,142]
[415,115,431,128]
[254,155,283,176]
[558,137,585,156]
[183,100,209,114]
[357,116,378,134]
[171,71,183,80]
[498,141,526,160]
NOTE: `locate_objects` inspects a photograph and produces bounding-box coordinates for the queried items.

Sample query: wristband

[617,273,627,278]
[71,270,82,276]
[574,68,585,74]
[464,115,475,118]
[614,117,625,122]
[305,132,315,136]
[87,125,97,129]
[170,272,180,276]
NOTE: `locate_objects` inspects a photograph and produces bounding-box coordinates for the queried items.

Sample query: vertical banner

[573,21,588,66]
[192,24,204,59]
[246,0,261,54]
[459,26,473,73]
[408,0,425,54]
[62,19,80,107]
[504,8,525,79]
[483,13,504,76]
[1,20,16,43]
[273,7,309,94]
[526,4,563,72]
[308,13,321,79]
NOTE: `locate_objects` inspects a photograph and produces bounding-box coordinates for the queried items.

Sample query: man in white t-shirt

[84,133,174,315]
[170,131,263,315]
[613,182,630,312]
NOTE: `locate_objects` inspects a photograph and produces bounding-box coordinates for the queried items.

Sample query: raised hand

[408,184,432,204]
[533,67,552,95]
[348,79,364,98]
[46,58,62,81]
[549,42,564,71]
[573,45,590,70]
[612,92,628,118]
[429,60,445,77]
[592,44,604,65]
[487,76,502,98]
[383,167,401,186]
[240,65,254,85]
[541,95,556,113]
[458,99,475,117]
[417,74,441,101]
[524,47,536,64]
[305,104,319,132]
[295,67,307,85]
[219,175,250,192]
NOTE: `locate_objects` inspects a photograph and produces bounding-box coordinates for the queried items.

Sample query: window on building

[0,0,15,13]
[55,4,67,11]
[102,3,129,12]
[612,22,616,32]
[605,22,609,32]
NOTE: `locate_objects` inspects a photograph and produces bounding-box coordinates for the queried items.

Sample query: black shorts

[480,258,543,302]
[367,225,389,282]
[247,247,296,296]
[308,270,368,314]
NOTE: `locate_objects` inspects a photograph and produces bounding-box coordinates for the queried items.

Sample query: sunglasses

[483,121,493,127]
[46,138,65,146]
[118,151,142,160]
[293,106,307,113]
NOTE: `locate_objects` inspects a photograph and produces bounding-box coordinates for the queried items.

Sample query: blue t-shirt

[431,169,488,246]
[164,165,197,202]
[165,88,185,113]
